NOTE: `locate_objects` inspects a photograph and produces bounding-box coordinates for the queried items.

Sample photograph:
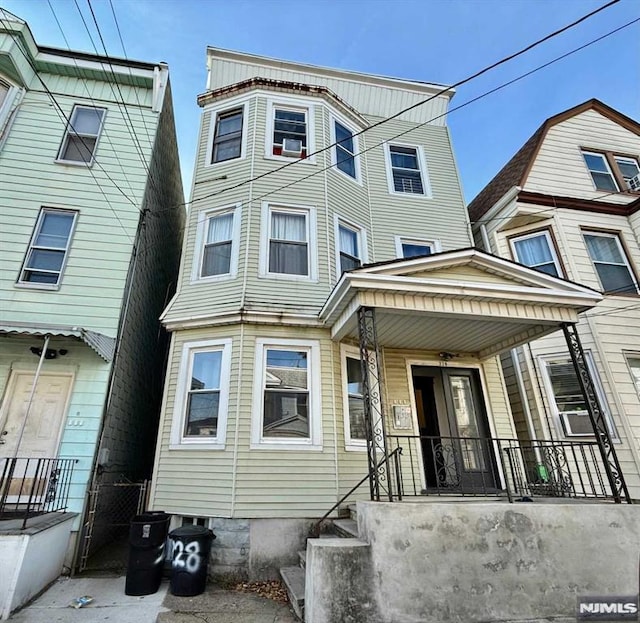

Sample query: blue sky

[3,0,639,202]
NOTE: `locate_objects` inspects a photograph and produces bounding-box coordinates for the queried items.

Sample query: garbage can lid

[169,525,214,539]
[132,512,169,524]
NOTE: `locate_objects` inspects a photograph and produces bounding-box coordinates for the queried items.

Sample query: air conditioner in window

[281,138,303,158]
[627,174,640,191]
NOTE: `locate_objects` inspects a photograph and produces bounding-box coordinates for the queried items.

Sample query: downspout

[13,335,49,458]
[479,224,491,252]
[510,348,542,465]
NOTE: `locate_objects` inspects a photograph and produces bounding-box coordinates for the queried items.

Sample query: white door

[0,371,73,459]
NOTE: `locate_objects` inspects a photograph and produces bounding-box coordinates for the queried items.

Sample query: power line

[187,0,622,208]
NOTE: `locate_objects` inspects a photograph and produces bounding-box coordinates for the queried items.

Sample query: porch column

[562,323,631,504]
[357,306,394,502]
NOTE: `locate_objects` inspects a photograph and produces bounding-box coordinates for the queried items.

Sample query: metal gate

[77,480,148,573]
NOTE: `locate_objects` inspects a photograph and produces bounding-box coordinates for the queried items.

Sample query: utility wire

[186,0,622,208]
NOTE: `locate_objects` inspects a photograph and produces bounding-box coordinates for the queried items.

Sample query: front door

[0,371,73,459]
[412,366,498,492]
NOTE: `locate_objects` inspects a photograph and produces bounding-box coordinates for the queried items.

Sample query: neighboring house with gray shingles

[0,10,184,615]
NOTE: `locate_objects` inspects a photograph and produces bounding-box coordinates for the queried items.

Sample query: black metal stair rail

[358,306,395,501]
[562,323,631,504]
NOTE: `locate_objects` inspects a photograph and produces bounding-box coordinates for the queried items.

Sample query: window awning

[0,323,115,362]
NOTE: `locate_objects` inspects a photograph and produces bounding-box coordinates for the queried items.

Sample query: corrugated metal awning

[0,323,115,362]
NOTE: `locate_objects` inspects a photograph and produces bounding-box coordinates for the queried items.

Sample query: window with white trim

[333,120,357,179]
[57,105,106,164]
[267,207,310,277]
[272,106,307,158]
[19,208,77,286]
[211,107,243,163]
[541,355,615,438]
[171,339,232,448]
[201,209,235,277]
[582,151,640,192]
[252,339,322,449]
[341,347,366,449]
[0,78,8,111]
[627,357,640,397]
[338,222,362,273]
[395,236,439,259]
[583,231,638,295]
[387,144,427,195]
[510,230,562,277]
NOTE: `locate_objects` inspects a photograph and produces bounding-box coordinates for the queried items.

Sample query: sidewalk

[9,576,298,623]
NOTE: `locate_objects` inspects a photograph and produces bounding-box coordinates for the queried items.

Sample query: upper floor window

[19,208,77,287]
[0,79,8,110]
[212,108,243,163]
[260,205,317,279]
[510,230,562,277]
[338,223,362,273]
[272,107,307,158]
[57,105,106,165]
[170,338,232,449]
[582,150,640,192]
[251,338,322,450]
[583,231,638,295]
[395,236,439,259]
[627,357,640,398]
[333,120,357,179]
[386,144,429,195]
[201,210,234,277]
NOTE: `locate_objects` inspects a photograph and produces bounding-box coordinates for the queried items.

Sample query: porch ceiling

[320,249,602,359]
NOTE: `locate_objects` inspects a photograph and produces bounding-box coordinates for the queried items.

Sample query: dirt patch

[233,580,289,603]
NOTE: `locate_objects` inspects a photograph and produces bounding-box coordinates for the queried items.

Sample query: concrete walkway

[8,576,298,623]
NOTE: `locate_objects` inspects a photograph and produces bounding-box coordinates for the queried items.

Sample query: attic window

[57,105,106,165]
[582,151,640,193]
[272,107,307,158]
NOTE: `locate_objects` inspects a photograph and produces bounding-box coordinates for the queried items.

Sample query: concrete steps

[279,505,359,621]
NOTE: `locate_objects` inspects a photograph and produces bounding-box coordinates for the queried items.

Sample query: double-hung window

[211,108,243,163]
[201,210,235,277]
[582,151,640,192]
[171,339,231,448]
[510,230,562,277]
[583,231,638,295]
[338,223,361,273]
[341,347,366,449]
[252,339,322,449]
[57,105,106,164]
[272,107,307,158]
[387,144,428,195]
[19,208,77,286]
[628,357,640,398]
[395,237,438,259]
[333,120,357,179]
[0,78,8,111]
[267,208,309,277]
[541,355,614,438]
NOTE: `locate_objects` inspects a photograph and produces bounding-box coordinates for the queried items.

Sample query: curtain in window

[202,213,233,276]
[272,213,305,241]
[269,212,308,275]
[584,234,636,294]
[585,235,621,263]
[514,235,552,266]
[339,226,358,258]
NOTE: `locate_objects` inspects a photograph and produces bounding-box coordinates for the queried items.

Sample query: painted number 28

[173,540,201,573]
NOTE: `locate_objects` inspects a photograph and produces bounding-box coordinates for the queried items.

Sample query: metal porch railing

[387,435,613,502]
[0,457,78,529]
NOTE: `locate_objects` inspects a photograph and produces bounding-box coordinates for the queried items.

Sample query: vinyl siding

[524,109,640,204]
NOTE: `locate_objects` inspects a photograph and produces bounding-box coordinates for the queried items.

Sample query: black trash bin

[125,511,170,596]
[169,525,215,597]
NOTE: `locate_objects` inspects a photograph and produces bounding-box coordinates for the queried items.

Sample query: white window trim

[16,207,78,290]
[170,338,232,450]
[340,344,367,451]
[394,235,441,259]
[582,150,620,192]
[204,100,248,167]
[384,142,432,197]
[259,202,318,282]
[509,230,562,277]
[329,114,361,184]
[625,353,640,400]
[539,352,618,441]
[55,105,107,167]
[582,230,639,295]
[0,75,22,143]
[334,215,368,280]
[191,204,241,283]
[251,338,322,451]
[264,96,316,164]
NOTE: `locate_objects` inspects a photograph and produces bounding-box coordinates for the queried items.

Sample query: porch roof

[320,248,602,359]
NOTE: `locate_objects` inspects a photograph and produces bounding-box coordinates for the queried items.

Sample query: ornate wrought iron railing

[0,457,78,528]
[387,435,613,501]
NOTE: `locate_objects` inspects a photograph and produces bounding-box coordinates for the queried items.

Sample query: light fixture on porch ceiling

[439,352,457,361]
[30,346,63,359]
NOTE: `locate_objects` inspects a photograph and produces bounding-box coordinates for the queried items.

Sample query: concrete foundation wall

[306,501,640,623]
